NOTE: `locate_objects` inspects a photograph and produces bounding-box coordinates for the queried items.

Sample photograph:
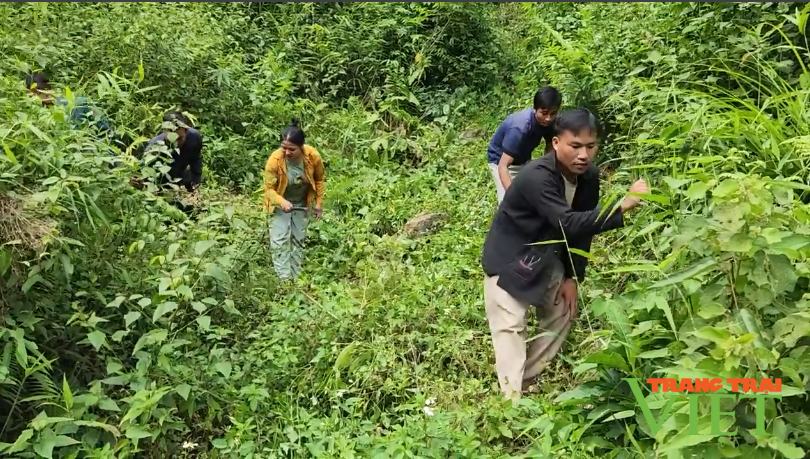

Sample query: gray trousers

[269,208,309,280]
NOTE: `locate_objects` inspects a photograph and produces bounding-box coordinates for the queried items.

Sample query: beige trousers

[487,162,523,204]
[483,261,572,399]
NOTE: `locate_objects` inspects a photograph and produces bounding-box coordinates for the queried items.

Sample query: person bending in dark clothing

[132,110,203,193]
[131,110,204,215]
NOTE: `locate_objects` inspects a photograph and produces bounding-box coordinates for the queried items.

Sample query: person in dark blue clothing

[487,86,562,203]
[132,110,204,194]
[26,73,125,167]
[26,73,114,138]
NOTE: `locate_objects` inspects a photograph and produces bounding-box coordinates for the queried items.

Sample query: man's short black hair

[533,86,562,110]
[554,108,598,137]
[25,73,51,91]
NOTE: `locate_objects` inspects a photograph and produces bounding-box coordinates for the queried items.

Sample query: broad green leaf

[212,438,228,449]
[628,65,647,76]
[87,331,106,351]
[106,296,126,308]
[192,302,207,314]
[712,179,739,198]
[132,329,168,355]
[33,429,79,459]
[106,361,122,374]
[30,414,74,431]
[124,311,141,328]
[685,181,712,200]
[636,348,669,359]
[195,240,216,256]
[760,227,785,244]
[767,438,804,459]
[215,361,232,378]
[98,398,120,412]
[222,299,241,315]
[583,351,629,372]
[737,308,766,348]
[205,263,230,283]
[196,315,211,330]
[74,420,120,437]
[175,384,191,401]
[111,330,128,342]
[167,243,180,261]
[176,284,193,299]
[7,428,34,454]
[22,274,44,293]
[101,376,128,386]
[776,385,806,397]
[698,302,726,320]
[125,426,152,440]
[553,385,604,404]
[335,342,358,372]
[773,316,810,348]
[152,302,178,323]
[663,177,690,189]
[693,326,731,344]
[602,410,635,422]
[721,233,752,253]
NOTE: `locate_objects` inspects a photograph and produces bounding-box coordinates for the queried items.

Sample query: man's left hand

[313,205,323,219]
[559,278,578,320]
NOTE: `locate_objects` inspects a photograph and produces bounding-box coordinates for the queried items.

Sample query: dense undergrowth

[2,2,810,458]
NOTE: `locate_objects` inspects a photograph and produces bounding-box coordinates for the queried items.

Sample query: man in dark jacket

[481,108,648,399]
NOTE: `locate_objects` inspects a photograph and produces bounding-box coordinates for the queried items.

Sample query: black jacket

[143,129,204,192]
[482,151,625,282]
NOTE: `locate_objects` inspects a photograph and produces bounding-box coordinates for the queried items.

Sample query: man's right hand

[621,179,649,211]
[280,199,293,212]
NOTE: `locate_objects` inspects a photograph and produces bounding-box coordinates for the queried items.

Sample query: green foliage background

[1,2,810,458]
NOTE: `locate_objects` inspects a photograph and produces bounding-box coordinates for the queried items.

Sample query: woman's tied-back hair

[25,73,51,91]
[281,119,305,147]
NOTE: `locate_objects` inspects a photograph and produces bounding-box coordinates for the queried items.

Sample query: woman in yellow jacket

[263,120,326,281]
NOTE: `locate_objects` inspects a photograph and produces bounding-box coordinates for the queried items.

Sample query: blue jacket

[486,108,556,166]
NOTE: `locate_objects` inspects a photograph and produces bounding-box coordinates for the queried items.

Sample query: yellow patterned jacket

[262,145,326,213]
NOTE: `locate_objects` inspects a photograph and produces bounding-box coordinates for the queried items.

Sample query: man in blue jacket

[26,73,125,167]
[26,73,114,138]
[486,86,561,203]
[481,108,648,399]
